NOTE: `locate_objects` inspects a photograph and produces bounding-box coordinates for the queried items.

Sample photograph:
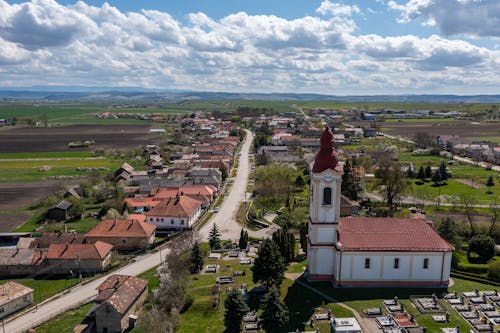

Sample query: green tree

[437,217,460,248]
[486,176,495,194]
[468,235,496,263]
[431,170,442,186]
[425,165,432,179]
[239,228,249,250]
[261,286,289,333]
[299,222,308,254]
[375,159,407,210]
[341,159,363,201]
[294,175,305,187]
[439,161,449,181]
[220,166,228,181]
[190,241,204,274]
[416,166,425,180]
[488,260,500,282]
[68,197,85,220]
[209,223,222,250]
[224,289,249,333]
[252,239,286,287]
[272,229,295,262]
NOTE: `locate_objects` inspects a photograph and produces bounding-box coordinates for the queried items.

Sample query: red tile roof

[47,241,113,260]
[145,196,202,218]
[95,275,148,315]
[338,217,454,252]
[124,197,160,208]
[128,214,146,222]
[86,219,156,238]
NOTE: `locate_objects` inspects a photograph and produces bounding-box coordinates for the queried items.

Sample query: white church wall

[315,225,336,244]
[313,247,335,276]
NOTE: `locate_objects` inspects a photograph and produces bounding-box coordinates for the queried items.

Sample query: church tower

[307,126,343,281]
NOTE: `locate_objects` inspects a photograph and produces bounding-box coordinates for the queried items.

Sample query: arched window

[323,187,332,205]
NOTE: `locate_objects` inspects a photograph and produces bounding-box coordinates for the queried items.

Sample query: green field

[385,118,461,123]
[466,136,500,144]
[0,277,81,304]
[34,303,93,333]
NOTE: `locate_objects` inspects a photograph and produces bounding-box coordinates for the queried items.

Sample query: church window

[323,187,332,205]
[364,258,370,269]
[423,258,429,269]
[394,258,399,269]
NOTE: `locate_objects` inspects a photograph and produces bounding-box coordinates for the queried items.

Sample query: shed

[46,201,72,221]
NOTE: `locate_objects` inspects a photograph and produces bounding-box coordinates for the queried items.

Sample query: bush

[468,235,496,263]
[488,261,500,282]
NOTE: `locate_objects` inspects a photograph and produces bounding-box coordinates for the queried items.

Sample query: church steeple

[312,126,339,173]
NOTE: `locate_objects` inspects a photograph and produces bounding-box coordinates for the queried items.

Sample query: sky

[0,0,499,95]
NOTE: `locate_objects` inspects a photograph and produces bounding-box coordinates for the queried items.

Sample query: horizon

[0,0,499,95]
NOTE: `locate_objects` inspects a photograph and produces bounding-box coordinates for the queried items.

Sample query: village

[0,102,498,333]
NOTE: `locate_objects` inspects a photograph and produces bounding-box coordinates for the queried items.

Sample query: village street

[198,129,279,241]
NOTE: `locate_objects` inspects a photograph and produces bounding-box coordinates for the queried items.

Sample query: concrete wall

[47,252,112,275]
[0,292,33,319]
[86,234,154,251]
[147,206,201,229]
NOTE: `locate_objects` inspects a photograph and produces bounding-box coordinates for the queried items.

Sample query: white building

[331,317,361,333]
[0,281,34,319]
[145,195,202,229]
[307,127,454,287]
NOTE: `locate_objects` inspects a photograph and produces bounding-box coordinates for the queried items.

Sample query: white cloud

[388,0,500,38]
[316,1,360,16]
[0,0,497,94]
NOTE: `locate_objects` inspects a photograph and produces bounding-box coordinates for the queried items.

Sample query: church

[307,127,454,287]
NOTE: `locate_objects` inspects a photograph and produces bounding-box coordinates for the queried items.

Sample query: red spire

[312,126,338,173]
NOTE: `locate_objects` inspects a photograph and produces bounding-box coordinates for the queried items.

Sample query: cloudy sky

[0,0,499,94]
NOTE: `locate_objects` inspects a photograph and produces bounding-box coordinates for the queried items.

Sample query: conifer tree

[261,286,289,333]
[416,166,425,180]
[209,223,221,250]
[341,159,362,200]
[425,165,432,179]
[252,239,286,287]
[224,289,249,333]
[238,228,249,250]
[439,161,448,181]
[486,176,495,194]
[190,241,204,274]
[299,222,308,254]
[432,170,442,186]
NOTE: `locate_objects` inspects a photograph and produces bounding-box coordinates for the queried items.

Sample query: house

[145,195,202,229]
[0,281,34,319]
[85,219,156,251]
[63,185,83,200]
[363,128,378,137]
[307,127,454,287]
[46,241,113,275]
[90,275,148,333]
[190,167,222,185]
[34,232,87,249]
[124,197,160,213]
[0,248,46,277]
[152,185,216,208]
[46,200,72,221]
[113,163,135,181]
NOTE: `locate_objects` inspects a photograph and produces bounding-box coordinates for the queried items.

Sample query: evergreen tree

[341,159,363,200]
[238,228,249,250]
[486,176,495,194]
[469,235,496,263]
[209,223,222,250]
[272,229,295,262]
[252,239,286,287]
[432,170,442,186]
[439,161,449,181]
[425,165,432,179]
[294,175,305,187]
[261,286,289,333]
[299,222,308,254]
[224,289,249,333]
[437,217,460,247]
[416,166,425,180]
[406,167,414,179]
[190,241,204,274]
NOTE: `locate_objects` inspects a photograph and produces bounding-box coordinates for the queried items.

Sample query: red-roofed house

[90,274,148,333]
[307,127,454,287]
[152,185,216,208]
[46,241,113,275]
[124,197,160,213]
[86,219,156,251]
[145,195,202,229]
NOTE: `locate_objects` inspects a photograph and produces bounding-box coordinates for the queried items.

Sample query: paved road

[5,246,170,333]
[199,130,278,241]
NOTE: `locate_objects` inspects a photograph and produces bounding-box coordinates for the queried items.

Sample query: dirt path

[456,178,483,189]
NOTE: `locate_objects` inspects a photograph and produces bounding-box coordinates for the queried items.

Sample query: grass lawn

[409,179,500,204]
[34,302,93,333]
[0,277,81,304]
[465,136,500,144]
[16,217,102,233]
[385,118,461,123]
[0,151,95,159]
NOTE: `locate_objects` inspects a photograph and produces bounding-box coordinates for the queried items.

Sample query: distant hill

[0,88,499,103]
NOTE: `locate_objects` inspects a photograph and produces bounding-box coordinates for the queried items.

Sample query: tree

[224,289,249,333]
[425,165,432,179]
[439,161,449,181]
[209,223,222,250]
[437,217,460,248]
[431,170,442,186]
[252,239,286,287]
[299,222,308,254]
[239,229,249,250]
[375,159,407,210]
[341,159,363,201]
[294,175,305,187]
[414,132,433,149]
[486,176,495,194]
[272,229,295,262]
[220,166,228,181]
[468,235,495,263]
[68,197,85,220]
[261,286,289,333]
[190,241,204,274]
[416,166,425,180]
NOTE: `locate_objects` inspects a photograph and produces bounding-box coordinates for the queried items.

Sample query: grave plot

[363,307,383,317]
[204,264,218,273]
[469,319,493,332]
[411,294,444,313]
[392,313,418,328]
[376,315,397,329]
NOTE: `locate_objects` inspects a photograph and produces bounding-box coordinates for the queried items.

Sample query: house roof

[95,275,148,315]
[127,214,146,222]
[0,281,33,306]
[124,197,160,208]
[49,200,72,211]
[145,195,202,218]
[86,219,156,239]
[0,248,46,265]
[47,241,113,260]
[36,232,87,249]
[338,217,454,252]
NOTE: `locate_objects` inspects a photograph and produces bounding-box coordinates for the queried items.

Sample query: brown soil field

[0,124,160,152]
[0,213,31,232]
[0,181,60,211]
[352,121,500,138]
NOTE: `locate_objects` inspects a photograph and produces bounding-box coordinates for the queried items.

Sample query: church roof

[338,217,454,252]
[312,126,341,173]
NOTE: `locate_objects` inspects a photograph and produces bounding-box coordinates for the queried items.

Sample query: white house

[0,281,34,319]
[145,195,202,229]
[307,127,454,287]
